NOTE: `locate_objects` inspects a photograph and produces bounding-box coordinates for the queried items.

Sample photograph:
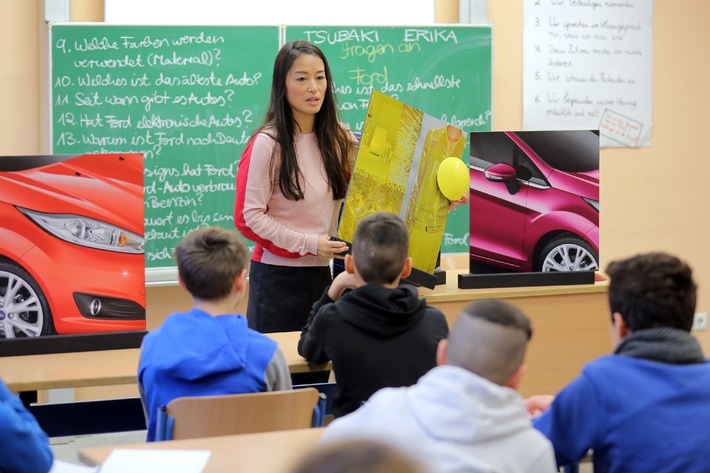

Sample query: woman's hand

[317,235,349,258]
[449,192,470,211]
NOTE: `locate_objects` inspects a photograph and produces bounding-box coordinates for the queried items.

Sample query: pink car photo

[468,130,599,273]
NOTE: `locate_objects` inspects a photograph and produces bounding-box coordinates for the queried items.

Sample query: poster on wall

[522,0,653,147]
[467,130,599,286]
[0,153,146,340]
[339,91,465,275]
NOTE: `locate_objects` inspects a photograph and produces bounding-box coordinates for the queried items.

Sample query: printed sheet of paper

[49,460,98,473]
[522,0,653,147]
[339,91,465,274]
[98,449,211,473]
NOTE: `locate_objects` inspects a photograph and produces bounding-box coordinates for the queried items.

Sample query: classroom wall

[0,0,40,154]
[1,0,709,353]
[70,0,104,21]
[487,0,710,353]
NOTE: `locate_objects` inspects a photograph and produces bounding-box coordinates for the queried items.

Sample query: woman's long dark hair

[258,40,353,201]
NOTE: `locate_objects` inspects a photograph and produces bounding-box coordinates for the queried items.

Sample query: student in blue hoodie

[0,378,53,473]
[526,252,710,473]
[298,212,449,417]
[138,226,292,441]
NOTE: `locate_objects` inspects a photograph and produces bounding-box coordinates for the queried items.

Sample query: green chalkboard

[50,24,491,274]
[50,25,279,271]
[286,26,493,254]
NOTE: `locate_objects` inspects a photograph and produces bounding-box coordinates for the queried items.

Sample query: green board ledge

[145,266,180,286]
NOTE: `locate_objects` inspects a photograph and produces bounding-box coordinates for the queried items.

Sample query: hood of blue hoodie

[336,284,427,337]
[143,308,248,381]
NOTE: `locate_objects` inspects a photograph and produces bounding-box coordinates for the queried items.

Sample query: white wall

[105,0,436,25]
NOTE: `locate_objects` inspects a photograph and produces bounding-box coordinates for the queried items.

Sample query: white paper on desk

[98,449,211,473]
[49,459,99,473]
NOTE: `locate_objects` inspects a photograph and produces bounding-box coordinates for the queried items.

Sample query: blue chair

[294,382,337,419]
[155,388,324,441]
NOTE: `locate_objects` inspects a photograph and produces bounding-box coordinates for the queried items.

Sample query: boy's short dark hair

[352,212,409,285]
[174,226,249,301]
[606,252,697,331]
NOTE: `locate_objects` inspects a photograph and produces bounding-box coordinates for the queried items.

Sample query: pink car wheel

[538,235,599,272]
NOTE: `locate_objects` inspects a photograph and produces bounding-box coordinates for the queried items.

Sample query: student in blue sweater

[138,227,292,441]
[0,378,53,473]
[526,251,710,473]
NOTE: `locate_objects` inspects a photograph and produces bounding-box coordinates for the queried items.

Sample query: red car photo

[0,153,146,338]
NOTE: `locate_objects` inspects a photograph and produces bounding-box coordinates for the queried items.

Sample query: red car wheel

[0,261,55,338]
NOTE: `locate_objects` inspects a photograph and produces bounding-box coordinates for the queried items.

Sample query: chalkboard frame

[48,23,493,284]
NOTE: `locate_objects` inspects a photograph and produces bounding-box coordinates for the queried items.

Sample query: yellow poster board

[339,91,465,274]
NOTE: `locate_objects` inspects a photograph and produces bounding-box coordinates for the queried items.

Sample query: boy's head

[350,212,410,285]
[606,252,697,332]
[174,226,249,301]
[441,299,532,388]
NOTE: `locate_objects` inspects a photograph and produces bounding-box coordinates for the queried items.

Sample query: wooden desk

[0,270,608,397]
[0,349,139,393]
[80,427,324,473]
[271,331,331,374]
[0,333,328,437]
[419,270,608,323]
[0,332,326,393]
[0,271,610,437]
[418,270,611,396]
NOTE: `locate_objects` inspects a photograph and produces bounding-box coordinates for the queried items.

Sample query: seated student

[320,299,556,473]
[138,226,292,441]
[0,378,53,473]
[526,252,710,472]
[298,211,448,417]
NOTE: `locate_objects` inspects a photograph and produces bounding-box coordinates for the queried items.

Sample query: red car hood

[0,154,143,235]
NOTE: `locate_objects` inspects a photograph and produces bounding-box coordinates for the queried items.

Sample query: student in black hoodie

[298,211,449,417]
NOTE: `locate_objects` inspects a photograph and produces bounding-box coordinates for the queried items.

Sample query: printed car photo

[0,153,146,338]
[468,130,599,273]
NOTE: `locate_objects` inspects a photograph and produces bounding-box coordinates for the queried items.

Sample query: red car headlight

[18,207,144,254]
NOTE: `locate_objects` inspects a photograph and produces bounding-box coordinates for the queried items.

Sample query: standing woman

[235,40,357,333]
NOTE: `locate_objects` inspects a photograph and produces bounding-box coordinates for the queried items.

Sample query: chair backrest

[156,388,323,441]
[294,382,337,418]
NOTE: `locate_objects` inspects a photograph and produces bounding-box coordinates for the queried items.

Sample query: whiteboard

[522,0,654,148]
[105,0,435,26]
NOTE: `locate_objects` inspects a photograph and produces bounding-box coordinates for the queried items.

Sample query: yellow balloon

[437,157,469,201]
